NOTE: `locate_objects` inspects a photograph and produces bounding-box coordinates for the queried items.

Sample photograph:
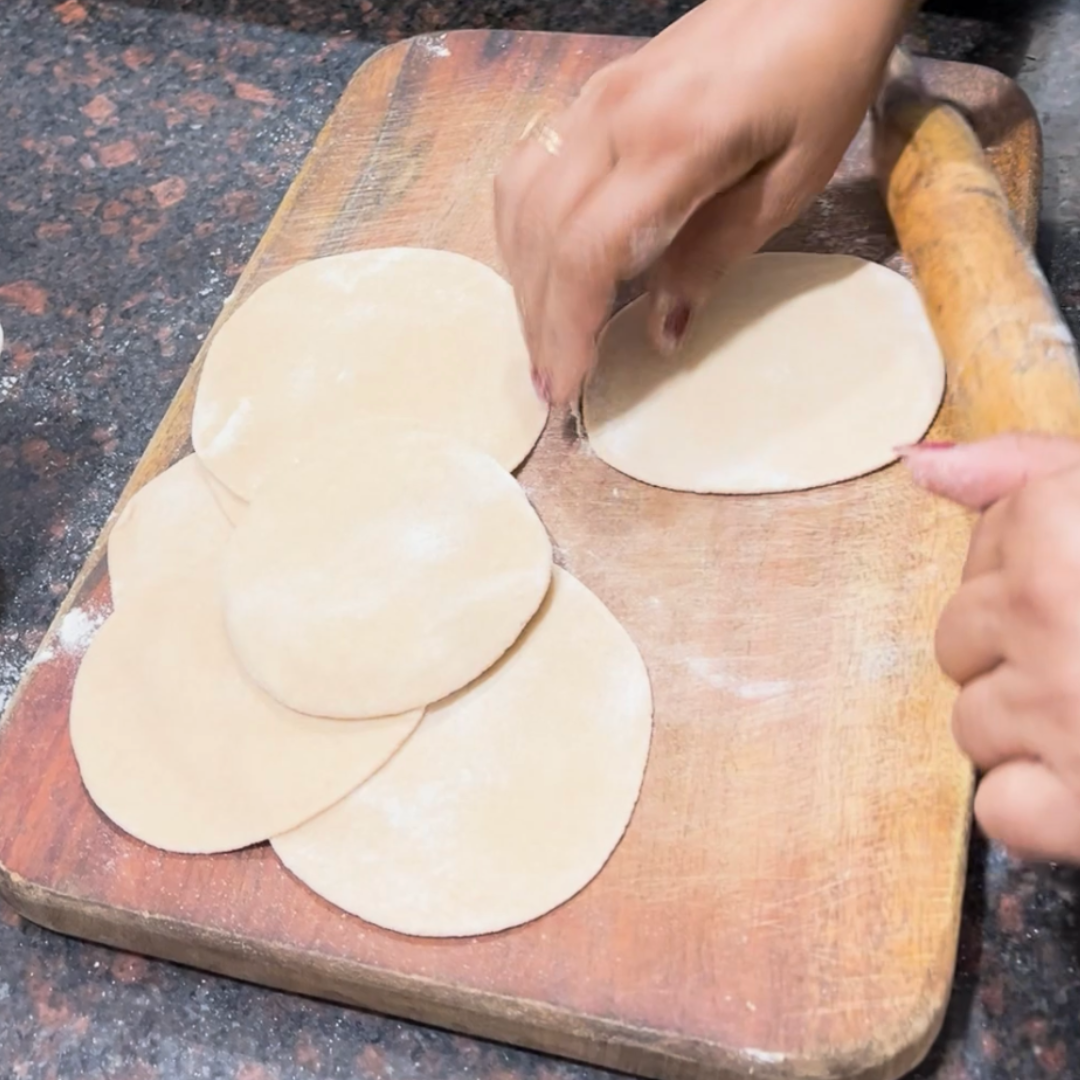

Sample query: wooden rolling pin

[874,48,1080,437]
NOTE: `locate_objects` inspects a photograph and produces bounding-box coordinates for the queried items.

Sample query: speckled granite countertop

[1,1,1079,1078]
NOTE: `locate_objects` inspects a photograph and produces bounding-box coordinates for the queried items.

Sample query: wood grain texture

[0,31,1052,1080]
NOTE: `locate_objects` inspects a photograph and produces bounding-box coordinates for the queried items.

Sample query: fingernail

[895,441,960,492]
[895,441,956,455]
[531,366,552,404]
[657,294,692,354]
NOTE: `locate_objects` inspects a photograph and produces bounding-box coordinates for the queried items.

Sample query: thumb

[646,169,779,354]
[901,433,1080,511]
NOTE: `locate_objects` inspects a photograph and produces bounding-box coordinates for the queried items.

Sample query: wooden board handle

[875,49,1080,438]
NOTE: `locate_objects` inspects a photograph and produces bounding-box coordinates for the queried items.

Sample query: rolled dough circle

[192,248,549,501]
[272,567,653,937]
[107,455,232,608]
[70,576,422,855]
[202,466,248,525]
[583,253,946,493]
[221,421,553,719]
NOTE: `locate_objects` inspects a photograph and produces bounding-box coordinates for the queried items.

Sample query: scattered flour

[204,397,252,457]
[683,657,793,701]
[34,606,107,666]
[856,640,903,680]
[0,605,109,713]
[419,34,451,57]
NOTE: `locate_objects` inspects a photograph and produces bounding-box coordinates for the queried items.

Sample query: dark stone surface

[0,1,1079,1077]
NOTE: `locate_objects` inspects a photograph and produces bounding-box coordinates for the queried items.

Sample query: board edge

[0,835,969,1080]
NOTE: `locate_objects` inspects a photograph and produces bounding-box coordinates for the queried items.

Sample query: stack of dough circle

[191,248,549,501]
[73,244,658,935]
[584,252,946,493]
[107,455,233,608]
[272,567,654,938]
[201,466,248,525]
[221,420,554,719]
[77,454,422,854]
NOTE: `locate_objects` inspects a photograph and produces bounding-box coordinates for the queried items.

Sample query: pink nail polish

[660,300,692,351]
[895,441,956,454]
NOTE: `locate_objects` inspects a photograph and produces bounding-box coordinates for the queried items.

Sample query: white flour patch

[400,521,453,562]
[29,647,54,666]
[420,34,451,57]
[58,606,106,655]
[317,259,365,292]
[857,641,903,680]
[357,248,408,275]
[683,657,793,701]
[204,397,251,457]
[29,605,107,670]
[743,1048,786,1065]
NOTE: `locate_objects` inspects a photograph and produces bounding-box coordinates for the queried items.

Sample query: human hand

[905,435,1080,863]
[494,0,911,405]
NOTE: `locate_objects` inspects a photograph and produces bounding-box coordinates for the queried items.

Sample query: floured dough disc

[192,248,549,500]
[202,466,248,525]
[584,253,945,493]
[108,455,231,608]
[222,421,553,720]
[70,574,422,854]
[272,568,653,937]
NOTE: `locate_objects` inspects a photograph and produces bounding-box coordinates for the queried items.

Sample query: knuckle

[580,60,632,109]
[971,782,1011,846]
[554,219,602,280]
[1001,486,1076,615]
[1046,688,1080,740]
[1006,562,1059,620]
[1005,482,1052,528]
[933,615,959,682]
[961,512,996,580]
[765,183,809,231]
[950,689,977,755]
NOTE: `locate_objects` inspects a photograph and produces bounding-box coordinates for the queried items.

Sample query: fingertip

[896,441,963,492]
[542,345,596,408]
[530,365,552,405]
[899,434,1080,510]
[898,440,1004,511]
[975,759,1080,865]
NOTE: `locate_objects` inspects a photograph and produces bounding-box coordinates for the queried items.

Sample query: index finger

[495,112,617,396]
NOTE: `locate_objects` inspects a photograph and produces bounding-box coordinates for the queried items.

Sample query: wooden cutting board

[0,31,1045,1080]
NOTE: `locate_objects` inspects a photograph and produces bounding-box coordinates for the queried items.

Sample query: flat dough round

[272,568,653,937]
[202,466,248,525]
[222,421,553,719]
[192,248,548,501]
[107,455,231,608]
[70,575,422,854]
[584,253,945,493]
